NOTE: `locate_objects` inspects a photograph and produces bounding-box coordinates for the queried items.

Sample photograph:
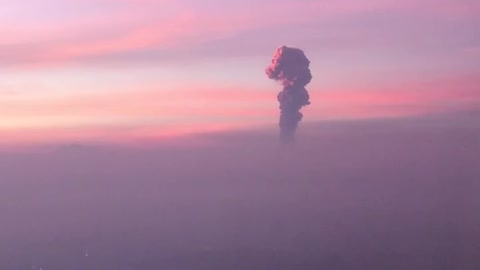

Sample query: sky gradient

[1,0,479,144]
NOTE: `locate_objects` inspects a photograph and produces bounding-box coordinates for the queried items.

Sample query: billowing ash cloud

[265,46,312,144]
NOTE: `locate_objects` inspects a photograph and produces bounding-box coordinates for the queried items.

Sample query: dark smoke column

[265,46,312,144]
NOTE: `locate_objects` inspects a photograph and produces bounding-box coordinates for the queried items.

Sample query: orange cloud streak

[311,74,480,119]
[1,86,274,122]
[2,75,479,144]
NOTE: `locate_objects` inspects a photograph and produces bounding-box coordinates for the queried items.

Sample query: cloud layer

[2,0,479,144]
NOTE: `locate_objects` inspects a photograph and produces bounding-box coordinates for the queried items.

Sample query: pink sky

[1,0,479,144]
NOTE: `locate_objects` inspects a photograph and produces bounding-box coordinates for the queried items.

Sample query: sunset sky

[1,0,479,144]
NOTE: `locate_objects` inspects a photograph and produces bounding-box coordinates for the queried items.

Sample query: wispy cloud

[0,85,274,129]
[2,74,478,144]
[312,74,480,119]
[3,0,478,68]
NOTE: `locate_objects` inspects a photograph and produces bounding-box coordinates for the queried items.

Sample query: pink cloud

[2,74,479,143]
[4,0,477,68]
[403,0,480,20]
[0,86,275,133]
[462,46,480,59]
[0,113,267,147]
[3,13,243,67]
[310,74,480,119]
[0,75,480,128]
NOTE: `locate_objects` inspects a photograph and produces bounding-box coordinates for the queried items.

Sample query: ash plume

[265,46,312,144]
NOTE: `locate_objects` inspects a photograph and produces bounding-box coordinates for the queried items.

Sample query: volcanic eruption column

[265,46,312,144]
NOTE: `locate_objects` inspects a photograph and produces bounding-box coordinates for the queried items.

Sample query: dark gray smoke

[265,46,312,144]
